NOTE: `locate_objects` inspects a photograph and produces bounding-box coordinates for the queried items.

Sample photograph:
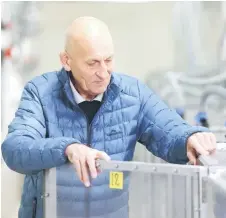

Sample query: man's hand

[187,132,217,165]
[65,143,111,187]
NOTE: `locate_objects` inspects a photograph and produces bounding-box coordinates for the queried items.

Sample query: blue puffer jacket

[1,69,207,218]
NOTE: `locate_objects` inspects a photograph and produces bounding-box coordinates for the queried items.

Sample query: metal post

[43,167,56,218]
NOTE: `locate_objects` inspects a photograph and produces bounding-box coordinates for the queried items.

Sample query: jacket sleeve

[137,82,209,164]
[1,82,81,175]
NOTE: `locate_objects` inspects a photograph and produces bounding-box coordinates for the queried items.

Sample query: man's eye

[88,62,96,66]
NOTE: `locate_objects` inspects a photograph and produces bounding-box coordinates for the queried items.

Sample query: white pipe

[210,126,226,133]
[199,86,226,110]
[178,72,226,85]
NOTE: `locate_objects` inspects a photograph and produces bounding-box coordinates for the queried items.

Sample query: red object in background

[4,47,12,58]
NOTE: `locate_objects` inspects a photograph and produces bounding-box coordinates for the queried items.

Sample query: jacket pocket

[32,197,37,218]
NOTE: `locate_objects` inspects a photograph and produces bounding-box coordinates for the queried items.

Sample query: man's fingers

[203,134,213,151]
[197,132,215,151]
[195,133,209,151]
[209,133,217,152]
[189,137,209,156]
[196,133,216,153]
[73,159,82,182]
[87,153,97,179]
[96,151,111,161]
[194,143,209,156]
[80,158,90,187]
[66,145,111,187]
[187,151,197,165]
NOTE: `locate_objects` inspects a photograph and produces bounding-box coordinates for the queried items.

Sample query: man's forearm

[1,132,80,174]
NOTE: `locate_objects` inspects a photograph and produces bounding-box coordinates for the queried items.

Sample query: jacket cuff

[171,126,211,164]
[57,138,82,165]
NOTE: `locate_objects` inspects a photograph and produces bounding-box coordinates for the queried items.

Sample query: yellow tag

[109,171,123,189]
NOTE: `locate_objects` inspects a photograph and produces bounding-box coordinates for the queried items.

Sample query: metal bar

[198,152,226,166]
[198,143,226,166]
[198,155,219,166]
[167,174,173,218]
[192,175,200,218]
[147,172,153,218]
[217,143,226,150]
[97,160,204,176]
[209,170,226,194]
[185,175,192,218]
[199,169,209,218]
[43,167,56,218]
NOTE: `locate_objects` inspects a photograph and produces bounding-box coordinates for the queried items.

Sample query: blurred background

[1,1,226,218]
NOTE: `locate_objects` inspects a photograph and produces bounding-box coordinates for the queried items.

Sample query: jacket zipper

[76,101,105,218]
[32,197,37,218]
[84,115,90,218]
[76,101,105,146]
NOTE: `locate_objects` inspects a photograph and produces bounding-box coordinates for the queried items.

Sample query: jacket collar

[69,79,104,104]
[57,68,122,109]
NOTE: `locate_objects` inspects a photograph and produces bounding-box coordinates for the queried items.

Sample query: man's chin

[91,86,107,95]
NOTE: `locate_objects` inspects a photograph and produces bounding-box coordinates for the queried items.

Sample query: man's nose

[100,60,108,72]
[96,70,109,79]
[96,61,109,78]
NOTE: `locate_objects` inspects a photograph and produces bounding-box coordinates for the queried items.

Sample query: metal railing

[43,143,226,218]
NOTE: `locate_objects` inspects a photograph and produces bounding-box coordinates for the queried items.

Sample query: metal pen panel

[43,160,208,218]
[198,143,226,218]
[205,169,226,218]
[43,143,225,218]
[43,167,56,218]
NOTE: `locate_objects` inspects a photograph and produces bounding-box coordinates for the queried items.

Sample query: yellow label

[109,171,123,189]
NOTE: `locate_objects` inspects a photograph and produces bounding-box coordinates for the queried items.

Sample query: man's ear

[59,52,71,71]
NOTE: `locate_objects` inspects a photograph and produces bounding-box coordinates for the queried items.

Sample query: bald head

[64,16,113,55]
[60,16,114,100]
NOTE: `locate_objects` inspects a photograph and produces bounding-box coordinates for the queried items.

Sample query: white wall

[32,1,176,81]
[31,2,223,81]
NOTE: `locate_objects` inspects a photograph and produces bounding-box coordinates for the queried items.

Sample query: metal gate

[43,143,226,218]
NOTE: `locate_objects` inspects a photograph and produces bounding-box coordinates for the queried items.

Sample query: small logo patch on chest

[108,129,122,136]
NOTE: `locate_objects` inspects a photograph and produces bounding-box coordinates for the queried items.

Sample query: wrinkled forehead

[73,33,114,60]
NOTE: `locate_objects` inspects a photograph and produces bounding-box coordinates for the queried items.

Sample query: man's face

[67,36,114,96]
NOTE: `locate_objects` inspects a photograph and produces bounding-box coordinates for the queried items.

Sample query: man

[2,17,216,218]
